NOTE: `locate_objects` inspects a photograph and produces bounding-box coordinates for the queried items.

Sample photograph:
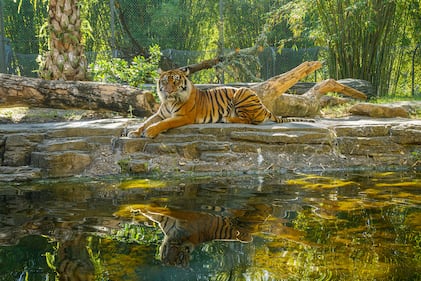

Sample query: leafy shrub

[90,44,161,88]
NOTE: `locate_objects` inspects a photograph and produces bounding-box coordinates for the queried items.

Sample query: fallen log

[0,73,157,117]
[285,79,374,97]
[269,78,368,117]
[249,62,367,116]
[251,61,323,110]
[197,79,372,96]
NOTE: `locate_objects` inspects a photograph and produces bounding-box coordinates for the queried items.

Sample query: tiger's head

[159,236,194,267]
[157,68,192,103]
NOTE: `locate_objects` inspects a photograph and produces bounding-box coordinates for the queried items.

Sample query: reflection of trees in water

[274,190,421,280]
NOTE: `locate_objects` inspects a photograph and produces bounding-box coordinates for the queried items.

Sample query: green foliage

[315,0,420,96]
[79,0,112,59]
[410,150,421,164]
[264,0,317,50]
[265,0,421,97]
[110,223,162,245]
[90,45,161,87]
[117,158,131,174]
[6,0,48,53]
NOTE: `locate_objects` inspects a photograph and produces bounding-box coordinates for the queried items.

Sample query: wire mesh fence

[5,44,321,82]
[0,0,322,82]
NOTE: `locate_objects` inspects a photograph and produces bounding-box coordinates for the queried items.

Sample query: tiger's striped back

[196,87,314,125]
[141,210,251,267]
[193,87,235,123]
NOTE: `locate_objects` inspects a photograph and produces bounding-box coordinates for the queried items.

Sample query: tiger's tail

[271,115,315,123]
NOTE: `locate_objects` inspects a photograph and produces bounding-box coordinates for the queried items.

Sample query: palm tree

[39,0,88,80]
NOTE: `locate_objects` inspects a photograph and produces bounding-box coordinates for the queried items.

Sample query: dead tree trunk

[251,61,323,110]
[183,57,224,74]
[0,73,157,117]
[248,61,367,116]
[267,77,368,117]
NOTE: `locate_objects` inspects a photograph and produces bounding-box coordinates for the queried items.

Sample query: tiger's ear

[157,68,163,74]
[179,67,190,76]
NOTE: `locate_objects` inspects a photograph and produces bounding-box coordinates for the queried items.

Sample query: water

[1,171,420,281]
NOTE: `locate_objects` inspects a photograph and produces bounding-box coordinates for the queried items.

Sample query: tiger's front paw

[127,128,144,138]
[143,125,161,138]
[127,131,141,138]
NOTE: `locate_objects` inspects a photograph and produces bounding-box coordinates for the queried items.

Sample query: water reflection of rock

[0,186,117,280]
[0,185,121,247]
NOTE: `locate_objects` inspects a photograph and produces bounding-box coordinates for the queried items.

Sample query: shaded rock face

[0,120,127,180]
[2,133,44,166]
[0,117,420,181]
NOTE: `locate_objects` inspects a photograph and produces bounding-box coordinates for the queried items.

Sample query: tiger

[128,67,314,138]
[140,209,252,267]
[54,233,96,281]
[126,203,272,267]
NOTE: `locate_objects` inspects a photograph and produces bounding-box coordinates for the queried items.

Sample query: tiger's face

[157,68,192,103]
[160,237,194,267]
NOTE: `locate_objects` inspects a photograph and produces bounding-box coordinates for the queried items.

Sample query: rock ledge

[0,117,420,181]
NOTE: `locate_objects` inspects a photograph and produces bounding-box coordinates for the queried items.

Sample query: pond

[1,170,420,281]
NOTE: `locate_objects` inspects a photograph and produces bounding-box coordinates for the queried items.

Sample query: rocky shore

[0,116,420,181]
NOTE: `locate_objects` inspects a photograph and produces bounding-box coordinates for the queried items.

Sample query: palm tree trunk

[39,0,88,81]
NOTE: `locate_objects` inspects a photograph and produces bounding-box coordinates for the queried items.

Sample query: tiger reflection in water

[54,233,96,281]
[133,204,272,267]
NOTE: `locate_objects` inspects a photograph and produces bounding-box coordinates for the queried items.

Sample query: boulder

[2,133,45,166]
[31,151,92,177]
